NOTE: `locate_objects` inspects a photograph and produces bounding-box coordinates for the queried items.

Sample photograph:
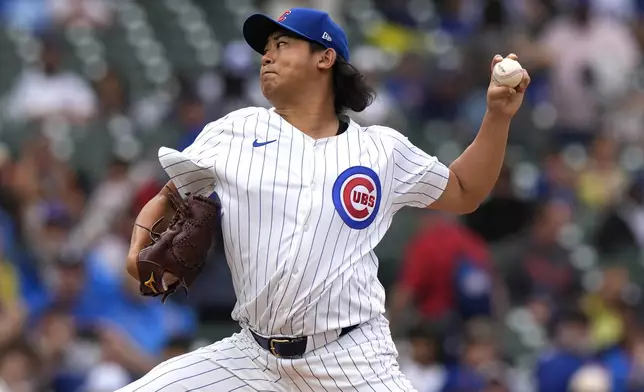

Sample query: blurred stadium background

[1,0,644,391]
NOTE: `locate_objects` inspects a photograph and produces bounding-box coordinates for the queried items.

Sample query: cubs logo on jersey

[332,166,381,230]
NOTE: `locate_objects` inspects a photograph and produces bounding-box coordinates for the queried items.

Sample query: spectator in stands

[534,148,577,204]
[95,267,196,378]
[11,134,85,230]
[86,326,196,389]
[582,266,631,351]
[0,338,42,392]
[0,144,25,263]
[506,0,557,110]
[26,250,108,329]
[389,212,499,331]
[219,41,257,114]
[94,68,128,121]
[464,165,535,244]
[605,89,644,146]
[33,307,83,390]
[197,41,257,116]
[67,157,133,253]
[84,209,134,287]
[535,308,593,392]
[398,324,447,392]
[600,324,644,392]
[537,0,640,146]
[49,0,112,29]
[433,0,477,38]
[0,257,26,352]
[33,203,74,267]
[594,173,644,258]
[441,318,512,392]
[503,199,581,306]
[346,46,401,128]
[5,37,97,125]
[175,90,208,152]
[577,135,627,211]
[463,0,512,89]
[383,53,429,123]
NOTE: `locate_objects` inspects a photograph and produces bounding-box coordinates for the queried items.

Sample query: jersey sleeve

[390,134,450,208]
[158,120,225,198]
[159,107,260,198]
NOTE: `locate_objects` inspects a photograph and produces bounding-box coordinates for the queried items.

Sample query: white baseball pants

[118,315,417,391]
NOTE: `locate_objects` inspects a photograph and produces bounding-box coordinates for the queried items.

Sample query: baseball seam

[493,68,522,86]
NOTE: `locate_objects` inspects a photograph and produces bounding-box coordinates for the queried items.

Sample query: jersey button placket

[300,142,315,228]
[279,142,314,314]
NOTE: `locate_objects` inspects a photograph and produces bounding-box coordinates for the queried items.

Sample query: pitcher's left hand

[486,53,531,119]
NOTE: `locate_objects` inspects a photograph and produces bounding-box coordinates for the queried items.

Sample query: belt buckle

[269,338,291,358]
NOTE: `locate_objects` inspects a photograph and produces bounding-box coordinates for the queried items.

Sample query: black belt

[251,325,359,358]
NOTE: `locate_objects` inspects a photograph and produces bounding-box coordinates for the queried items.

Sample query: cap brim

[243,14,310,56]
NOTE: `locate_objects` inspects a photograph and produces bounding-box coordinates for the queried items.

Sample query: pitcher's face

[259,32,320,102]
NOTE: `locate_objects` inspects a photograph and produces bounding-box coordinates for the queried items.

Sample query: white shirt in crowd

[6,68,97,122]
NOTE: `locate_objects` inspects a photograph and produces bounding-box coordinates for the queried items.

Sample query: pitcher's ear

[317,48,337,70]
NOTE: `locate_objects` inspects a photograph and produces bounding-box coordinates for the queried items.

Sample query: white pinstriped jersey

[159,106,449,337]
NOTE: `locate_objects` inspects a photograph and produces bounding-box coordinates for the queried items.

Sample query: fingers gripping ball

[492,58,523,88]
[137,190,222,302]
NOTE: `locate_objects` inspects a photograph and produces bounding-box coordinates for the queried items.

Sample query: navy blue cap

[243,8,350,62]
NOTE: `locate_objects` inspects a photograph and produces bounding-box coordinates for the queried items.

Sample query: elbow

[457,201,481,215]
[455,195,483,215]
[458,186,492,214]
[430,193,482,215]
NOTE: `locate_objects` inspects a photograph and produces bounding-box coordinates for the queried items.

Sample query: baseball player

[120,7,530,392]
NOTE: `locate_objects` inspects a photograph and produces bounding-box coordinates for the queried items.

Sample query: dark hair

[309,42,376,114]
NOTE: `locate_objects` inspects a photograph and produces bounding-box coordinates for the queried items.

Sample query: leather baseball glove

[136,187,221,302]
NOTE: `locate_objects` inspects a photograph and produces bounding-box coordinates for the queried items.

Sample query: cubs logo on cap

[277,10,291,22]
[332,166,381,230]
[243,7,350,61]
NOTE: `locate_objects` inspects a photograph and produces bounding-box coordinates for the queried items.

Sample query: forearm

[449,111,511,205]
[126,181,176,279]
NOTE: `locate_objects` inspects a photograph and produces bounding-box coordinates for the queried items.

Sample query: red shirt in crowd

[399,218,491,319]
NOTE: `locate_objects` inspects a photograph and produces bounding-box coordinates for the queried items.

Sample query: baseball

[492,58,524,88]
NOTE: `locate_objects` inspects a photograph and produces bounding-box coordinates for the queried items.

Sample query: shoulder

[357,123,410,148]
[219,106,267,126]
[200,107,267,134]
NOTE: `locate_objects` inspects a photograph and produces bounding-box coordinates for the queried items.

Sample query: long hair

[309,42,376,115]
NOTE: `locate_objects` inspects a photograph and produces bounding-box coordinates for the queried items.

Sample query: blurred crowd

[1,0,644,391]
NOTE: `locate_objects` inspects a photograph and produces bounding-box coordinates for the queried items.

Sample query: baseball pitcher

[119,7,530,392]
